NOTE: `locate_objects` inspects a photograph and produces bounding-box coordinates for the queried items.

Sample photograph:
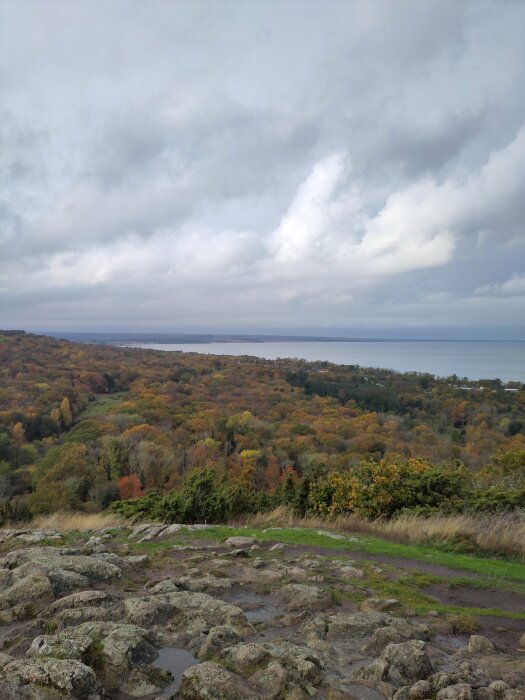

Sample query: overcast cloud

[1,0,524,337]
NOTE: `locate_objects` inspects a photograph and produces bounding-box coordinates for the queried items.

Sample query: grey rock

[176,661,258,699]
[360,598,402,613]
[355,640,432,688]
[198,625,242,659]
[276,583,332,612]
[27,633,94,661]
[409,679,433,699]
[468,636,495,655]
[220,643,270,675]
[47,590,108,613]
[0,657,98,698]
[436,684,474,700]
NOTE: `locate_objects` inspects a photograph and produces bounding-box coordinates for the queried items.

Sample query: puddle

[228,590,283,622]
[151,647,199,697]
[341,682,386,699]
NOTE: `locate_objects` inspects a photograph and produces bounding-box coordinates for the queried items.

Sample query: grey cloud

[1,0,524,335]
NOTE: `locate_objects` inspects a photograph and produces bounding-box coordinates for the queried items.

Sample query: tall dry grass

[237,506,525,559]
[32,512,126,531]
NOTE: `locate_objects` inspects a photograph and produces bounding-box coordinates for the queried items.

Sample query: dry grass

[31,512,126,531]
[238,506,525,559]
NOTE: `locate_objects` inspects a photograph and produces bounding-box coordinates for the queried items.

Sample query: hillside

[0,331,524,534]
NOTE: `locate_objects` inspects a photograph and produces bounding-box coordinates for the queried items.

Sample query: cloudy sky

[1,0,524,338]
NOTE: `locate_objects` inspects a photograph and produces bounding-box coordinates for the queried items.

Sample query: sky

[1,0,524,339]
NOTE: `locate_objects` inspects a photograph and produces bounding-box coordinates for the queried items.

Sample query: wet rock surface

[0,525,522,699]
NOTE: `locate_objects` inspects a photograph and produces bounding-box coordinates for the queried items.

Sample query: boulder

[355,640,432,688]
[0,657,98,698]
[360,598,402,613]
[27,633,94,661]
[436,684,474,700]
[0,571,54,608]
[198,625,243,659]
[409,679,433,699]
[468,636,495,655]
[276,584,331,612]
[177,661,258,699]
[220,643,270,675]
[47,589,108,612]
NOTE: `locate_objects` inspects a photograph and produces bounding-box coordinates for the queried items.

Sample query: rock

[27,632,94,661]
[125,589,252,639]
[2,547,121,583]
[129,523,156,540]
[488,681,508,698]
[177,573,233,593]
[394,688,411,700]
[0,571,54,608]
[360,598,402,613]
[264,640,324,685]
[125,554,149,566]
[429,673,461,692]
[47,589,108,612]
[220,643,270,675]
[47,568,89,595]
[250,660,288,698]
[164,524,183,535]
[468,636,495,655]
[355,640,432,688]
[121,666,172,697]
[0,657,98,698]
[138,525,167,542]
[177,661,258,699]
[270,543,286,551]
[409,680,433,699]
[436,684,474,700]
[54,605,112,629]
[124,596,174,626]
[363,620,415,655]
[198,625,243,659]
[473,689,496,700]
[276,584,332,612]
[230,548,250,558]
[519,632,525,648]
[225,536,256,548]
[71,621,157,676]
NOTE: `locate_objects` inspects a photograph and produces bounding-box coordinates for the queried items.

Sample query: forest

[0,330,524,526]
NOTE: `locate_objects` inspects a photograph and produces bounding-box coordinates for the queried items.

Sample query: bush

[0,497,32,526]
[110,466,269,524]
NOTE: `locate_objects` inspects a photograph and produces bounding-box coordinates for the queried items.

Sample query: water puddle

[228,590,283,622]
[151,647,199,697]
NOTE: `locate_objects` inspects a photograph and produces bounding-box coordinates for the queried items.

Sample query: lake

[119,340,525,382]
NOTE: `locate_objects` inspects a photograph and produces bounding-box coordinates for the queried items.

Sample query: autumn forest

[0,330,524,526]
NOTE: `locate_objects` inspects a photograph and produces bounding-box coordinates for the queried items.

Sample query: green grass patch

[79,392,129,418]
[185,525,525,582]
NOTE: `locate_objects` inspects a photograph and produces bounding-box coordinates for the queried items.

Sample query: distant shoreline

[45,332,524,345]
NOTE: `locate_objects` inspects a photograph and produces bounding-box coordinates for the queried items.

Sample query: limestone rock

[0,657,98,698]
[436,684,474,700]
[276,583,332,612]
[177,661,258,699]
[468,636,495,655]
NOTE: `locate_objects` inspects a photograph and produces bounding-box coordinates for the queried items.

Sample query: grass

[187,525,525,582]
[78,392,129,418]
[32,512,126,531]
[237,507,525,560]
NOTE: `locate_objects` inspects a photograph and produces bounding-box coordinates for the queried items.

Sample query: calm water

[121,341,525,382]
